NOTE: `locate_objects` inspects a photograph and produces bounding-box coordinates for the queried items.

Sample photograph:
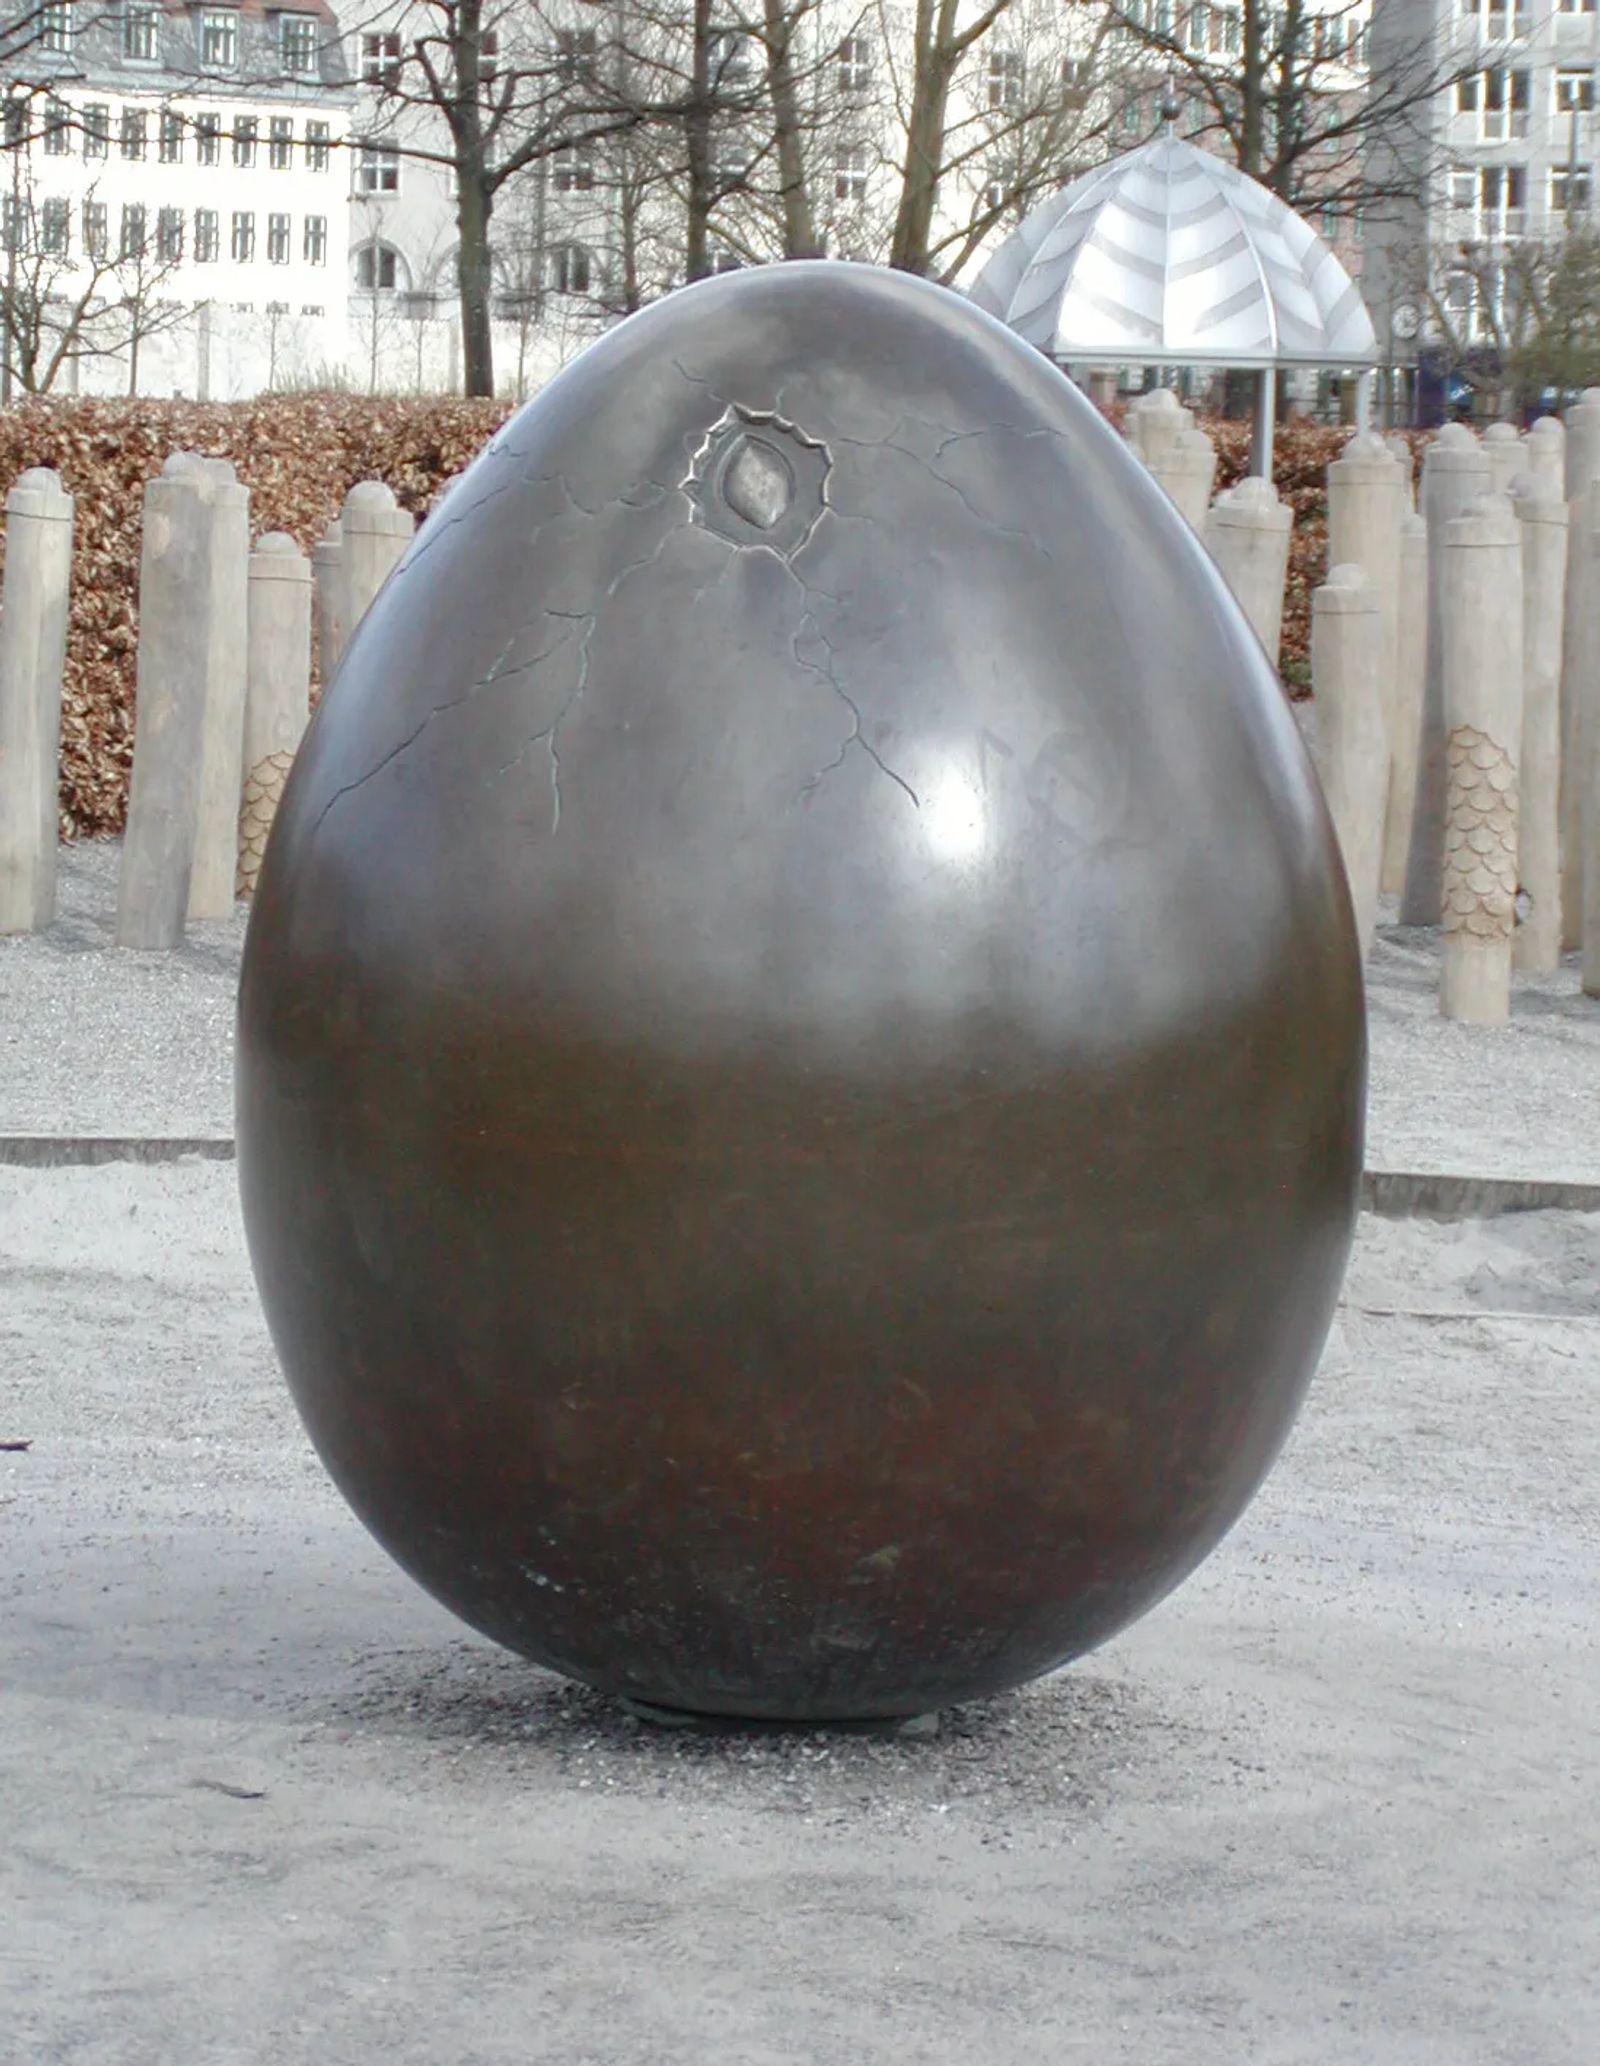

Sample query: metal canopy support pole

[1250,367,1276,480]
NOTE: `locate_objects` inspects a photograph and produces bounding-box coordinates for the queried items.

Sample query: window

[1552,163,1592,209]
[267,211,289,263]
[1558,0,1595,13]
[43,98,70,155]
[1313,13,1345,58]
[83,199,106,257]
[1456,72,1479,110]
[40,3,72,55]
[1479,162,1527,226]
[355,240,399,290]
[1223,7,1241,52]
[834,143,868,202]
[194,208,219,262]
[160,110,183,162]
[300,302,323,315]
[40,196,69,256]
[124,2,159,59]
[1185,3,1209,53]
[987,49,1023,110]
[1480,66,1530,138]
[1556,68,1595,110]
[304,213,326,263]
[0,195,16,254]
[196,112,220,165]
[3,100,25,148]
[837,34,871,94]
[707,29,754,81]
[269,116,293,168]
[361,31,402,87]
[233,116,257,167]
[356,142,400,192]
[550,241,590,294]
[120,109,147,160]
[231,210,255,262]
[552,142,594,192]
[281,14,318,74]
[478,29,498,83]
[556,26,596,77]
[305,119,330,170]
[120,202,147,258]
[156,205,183,260]
[84,103,110,158]
[1320,200,1338,237]
[1121,95,1143,134]
[1444,270,1474,323]
[709,242,742,273]
[985,176,1008,214]
[202,10,238,69]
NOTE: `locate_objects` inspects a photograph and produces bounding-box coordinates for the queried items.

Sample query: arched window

[353,239,407,293]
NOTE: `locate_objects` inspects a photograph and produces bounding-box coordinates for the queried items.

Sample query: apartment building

[1365,0,1600,375]
[0,0,354,394]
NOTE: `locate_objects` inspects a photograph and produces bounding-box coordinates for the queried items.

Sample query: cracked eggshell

[238,261,1365,1722]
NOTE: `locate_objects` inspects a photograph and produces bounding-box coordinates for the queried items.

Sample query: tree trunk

[763,0,821,259]
[1239,0,1265,177]
[684,0,713,282]
[457,158,495,397]
[890,0,955,274]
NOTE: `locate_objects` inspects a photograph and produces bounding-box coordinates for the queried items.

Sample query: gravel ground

[3,1161,1598,2065]
[3,842,1598,1184]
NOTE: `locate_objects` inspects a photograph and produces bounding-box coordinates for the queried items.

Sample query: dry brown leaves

[3,396,1410,837]
[0,393,509,837]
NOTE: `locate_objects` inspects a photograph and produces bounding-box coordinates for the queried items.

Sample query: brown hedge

[0,394,1400,839]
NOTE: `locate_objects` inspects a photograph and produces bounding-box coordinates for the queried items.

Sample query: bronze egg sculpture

[238,262,1364,1721]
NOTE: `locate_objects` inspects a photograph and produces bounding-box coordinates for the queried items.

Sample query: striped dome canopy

[968,131,1377,370]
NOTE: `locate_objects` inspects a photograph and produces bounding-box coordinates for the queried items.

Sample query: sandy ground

[4,1160,1598,2066]
[2,842,1599,1185]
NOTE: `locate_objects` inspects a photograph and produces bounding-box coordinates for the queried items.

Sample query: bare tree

[0,168,185,394]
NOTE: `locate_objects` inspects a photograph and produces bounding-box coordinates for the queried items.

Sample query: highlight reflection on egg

[238,262,1364,1721]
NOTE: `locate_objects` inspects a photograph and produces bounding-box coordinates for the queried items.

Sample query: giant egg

[238,262,1364,1721]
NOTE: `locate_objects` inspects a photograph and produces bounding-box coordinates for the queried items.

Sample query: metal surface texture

[237,261,1365,1721]
[969,131,1379,371]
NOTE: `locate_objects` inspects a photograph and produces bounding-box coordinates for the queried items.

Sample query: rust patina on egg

[237,263,1364,1721]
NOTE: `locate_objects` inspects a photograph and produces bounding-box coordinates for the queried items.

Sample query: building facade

[1365,0,1600,402]
[0,0,353,395]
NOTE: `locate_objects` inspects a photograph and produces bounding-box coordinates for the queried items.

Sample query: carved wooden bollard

[1382,511,1429,899]
[116,454,214,950]
[1327,435,1404,885]
[1510,476,1568,975]
[237,533,312,898]
[340,482,415,652]
[1204,476,1293,669]
[1311,564,1387,955]
[312,518,344,683]
[188,458,251,922]
[1525,415,1565,500]
[1402,425,1491,927]
[1483,422,1525,495]
[1148,427,1216,533]
[0,467,74,935]
[1439,494,1523,1024]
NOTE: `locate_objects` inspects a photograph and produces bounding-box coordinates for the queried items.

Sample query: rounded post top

[203,456,239,485]
[251,531,312,579]
[161,450,210,481]
[342,480,398,517]
[1425,426,1492,476]
[1400,508,1428,541]
[1433,422,1481,452]
[1448,490,1520,547]
[1138,388,1184,415]
[1483,421,1521,444]
[7,465,72,518]
[1329,430,1401,481]
[1315,561,1380,609]
[1526,414,1565,445]
[1213,475,1289,523]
